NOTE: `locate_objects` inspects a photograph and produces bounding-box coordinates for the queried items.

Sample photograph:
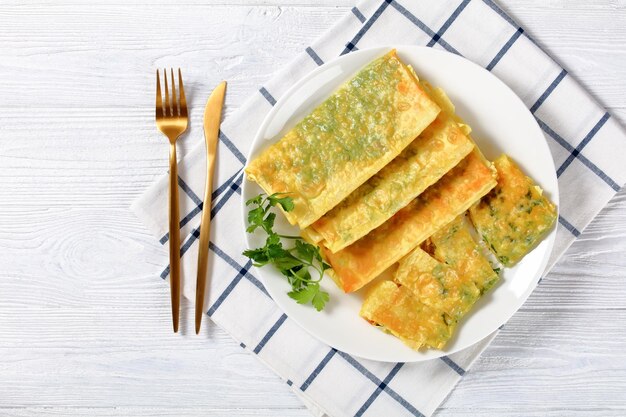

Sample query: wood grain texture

[0,1,624,416]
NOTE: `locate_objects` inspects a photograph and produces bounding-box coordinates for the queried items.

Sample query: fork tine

[170,68,178,116]
[163,68,170,116]
[178,68,187,118]
[156,70,163,119]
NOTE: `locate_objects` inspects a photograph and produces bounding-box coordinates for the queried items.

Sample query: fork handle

[168,143,181,333]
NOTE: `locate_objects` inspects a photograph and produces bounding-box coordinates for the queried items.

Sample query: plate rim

[241,45,559,362]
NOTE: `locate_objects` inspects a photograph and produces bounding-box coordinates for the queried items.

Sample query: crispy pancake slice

[394,247,480,322]
[469,154,557,266]
[325,150,497,293]
[305,88,474,253]
[360,281,454,350]
[428,215,499,294]
[245,50,440,228]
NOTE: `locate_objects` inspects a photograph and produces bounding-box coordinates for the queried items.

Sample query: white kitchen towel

[132,1,626,416]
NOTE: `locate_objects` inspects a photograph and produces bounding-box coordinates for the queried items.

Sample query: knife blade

[196,81,227,334]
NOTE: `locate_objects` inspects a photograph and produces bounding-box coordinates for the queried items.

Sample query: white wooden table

[1,1,625,415]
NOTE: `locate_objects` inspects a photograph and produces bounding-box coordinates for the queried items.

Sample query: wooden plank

[0,300,306,409]
[439,310,626,413]
[4,409,311,417]
[497,0,626,120]
[0,5,347,110]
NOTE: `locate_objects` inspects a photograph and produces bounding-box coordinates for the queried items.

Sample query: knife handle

[195,149,217,334]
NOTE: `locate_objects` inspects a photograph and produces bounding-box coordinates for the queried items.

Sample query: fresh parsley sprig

[243,192,330,311]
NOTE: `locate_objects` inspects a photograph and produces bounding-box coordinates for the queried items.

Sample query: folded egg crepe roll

[325,150,497,293]
[360,281,455,350]
[469,154,557,266]
[304,98,474,253]
[427,215,499,294]
[245,50,440,228]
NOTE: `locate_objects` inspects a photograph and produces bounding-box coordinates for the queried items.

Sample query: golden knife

[196,81,227,334]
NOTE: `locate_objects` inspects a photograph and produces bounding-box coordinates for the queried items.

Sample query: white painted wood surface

[0,1,624,416]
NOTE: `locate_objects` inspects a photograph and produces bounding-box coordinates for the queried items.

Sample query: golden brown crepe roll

[325,150,497,293]
[245,50,440,228]
[305,108,474,253]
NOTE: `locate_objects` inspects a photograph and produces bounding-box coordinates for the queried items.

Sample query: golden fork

[155,68,188,333]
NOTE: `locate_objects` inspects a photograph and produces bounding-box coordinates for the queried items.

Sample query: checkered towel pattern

[132,1,626,416]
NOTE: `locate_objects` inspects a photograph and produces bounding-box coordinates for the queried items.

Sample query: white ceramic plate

[242,46,558,362]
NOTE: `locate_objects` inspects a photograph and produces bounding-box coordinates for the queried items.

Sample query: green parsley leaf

[243,192,330,311]
[246,206,265,232]
[287,281,328,311]
[262,212,276,233]
[245,195,263,206]
[288,284,317,305]
[242,248,269,266]
[266,233,280,246]
[294,239,317,264]
[273,254,303,271]
[293,265,312,281]
[311,289,329,312]
[268,193,295,212]
[266,243,288,259]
